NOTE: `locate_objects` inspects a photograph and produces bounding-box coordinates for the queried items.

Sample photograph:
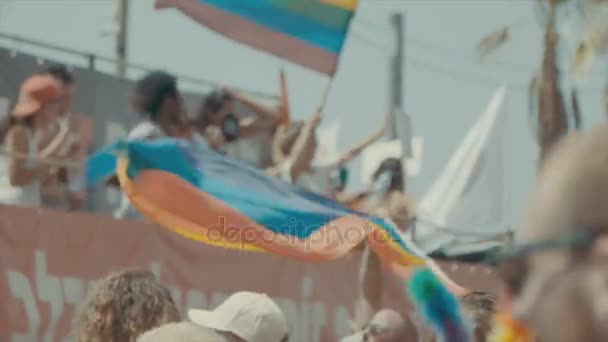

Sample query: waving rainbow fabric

[154,0,357,75]
[87,139,426,268]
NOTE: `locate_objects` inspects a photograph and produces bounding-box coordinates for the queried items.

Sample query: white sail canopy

[413,87,508,254]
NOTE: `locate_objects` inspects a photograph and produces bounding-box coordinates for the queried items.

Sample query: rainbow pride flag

[154,0,358,75]
[87,139,426,269]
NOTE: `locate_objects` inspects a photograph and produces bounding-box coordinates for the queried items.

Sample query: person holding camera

[192,88,281,152]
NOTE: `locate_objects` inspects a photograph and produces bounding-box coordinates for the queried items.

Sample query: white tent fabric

[412,87,508,254]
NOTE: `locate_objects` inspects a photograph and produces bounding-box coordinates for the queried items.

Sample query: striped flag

[154,0,358,74]
[87,139,427,271]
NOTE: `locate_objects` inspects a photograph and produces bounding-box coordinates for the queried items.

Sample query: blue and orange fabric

[154,0,357,75]
[87,139,427,268]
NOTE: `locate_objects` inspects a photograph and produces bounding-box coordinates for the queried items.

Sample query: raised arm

[271,124,290,166]
[352,243,383,331]
[285,110,321,181]
[231,91,281,138]
[335,112,389,167]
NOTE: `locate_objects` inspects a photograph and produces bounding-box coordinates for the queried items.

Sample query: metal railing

[0,31,278,99]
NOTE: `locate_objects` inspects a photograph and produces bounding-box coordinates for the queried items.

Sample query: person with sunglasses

[193,88,281,155]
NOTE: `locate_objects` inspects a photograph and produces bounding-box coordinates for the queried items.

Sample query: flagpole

[317,77,333,113]
[278,66,291,124]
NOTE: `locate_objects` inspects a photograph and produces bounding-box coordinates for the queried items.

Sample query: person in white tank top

[0,74,70,207]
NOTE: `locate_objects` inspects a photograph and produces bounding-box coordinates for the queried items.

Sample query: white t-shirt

[127,120,166,140]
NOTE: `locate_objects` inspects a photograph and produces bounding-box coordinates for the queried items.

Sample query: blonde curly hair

[71,269,180,342]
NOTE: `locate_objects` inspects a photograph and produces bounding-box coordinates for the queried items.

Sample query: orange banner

[0,207,502,341]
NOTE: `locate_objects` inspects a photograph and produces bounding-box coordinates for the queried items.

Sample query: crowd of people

[0,66,430,341]
[0,67,411,223]
[66,266,496,342]
[60,124,608,342]
[4,64,607,342]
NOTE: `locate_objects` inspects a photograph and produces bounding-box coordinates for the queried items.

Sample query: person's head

[459,291,496,342]
[44,64,75,116]
[341,309,418,342]
[496,124,608,341]
[509,262,608,342]
[196,89,240,142]
[198,89,235,127]
[10,74,63,130]
[372,158,404,192]
[137,322,228,342]
[188,291,289,342]
[132,71,184,129]
[71,269,180,342]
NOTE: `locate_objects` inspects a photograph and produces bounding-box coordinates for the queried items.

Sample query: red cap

[12,74,62,118]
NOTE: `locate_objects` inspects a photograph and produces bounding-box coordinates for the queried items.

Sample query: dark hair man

[114,71,187,219]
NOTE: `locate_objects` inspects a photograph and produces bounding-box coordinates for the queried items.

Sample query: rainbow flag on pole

[87,139,426,267]
[154,0,358,74]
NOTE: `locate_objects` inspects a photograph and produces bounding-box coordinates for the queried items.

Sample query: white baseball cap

[188,292,289,342]
[137,322,228,342]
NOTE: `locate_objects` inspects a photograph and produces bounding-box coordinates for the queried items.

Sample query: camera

[221,113,239,142]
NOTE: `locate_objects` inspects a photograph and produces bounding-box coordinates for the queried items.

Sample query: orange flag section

[111,140,469,297]
[116,157,371,261]
[116,156,431,269]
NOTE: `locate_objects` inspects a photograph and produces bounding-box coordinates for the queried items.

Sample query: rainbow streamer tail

[88,138,467,298]
[409,268,473,342]
[489,313,534,342]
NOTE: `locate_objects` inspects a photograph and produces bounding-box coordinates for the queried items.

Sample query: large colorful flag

[154,0,358,75]
[86,138,427,269]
